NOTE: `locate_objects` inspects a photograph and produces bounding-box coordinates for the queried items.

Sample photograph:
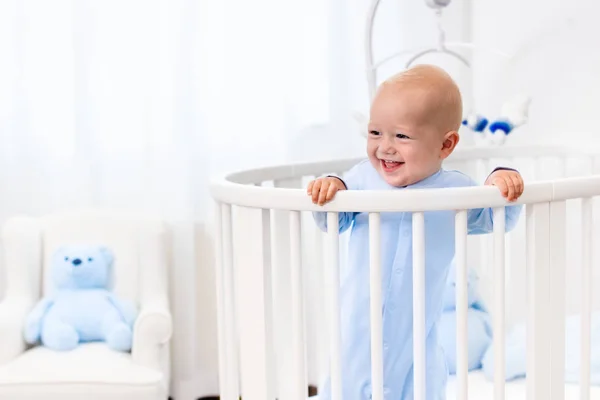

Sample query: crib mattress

[445,371,600,399]
[309,372,600,399]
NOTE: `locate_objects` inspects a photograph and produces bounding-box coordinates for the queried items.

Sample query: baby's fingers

[511,174,524,199]
[492,177,509,199]
[325,182,339,204]
[317,181,331,205]
[495,176,519,201]
[504,176,516,201]
[310,180,322,204]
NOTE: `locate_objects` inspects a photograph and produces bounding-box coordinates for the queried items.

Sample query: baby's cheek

[406,148,426,165]
[366,144,378,158]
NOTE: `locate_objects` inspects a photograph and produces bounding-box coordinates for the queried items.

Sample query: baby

[308,65,524,399]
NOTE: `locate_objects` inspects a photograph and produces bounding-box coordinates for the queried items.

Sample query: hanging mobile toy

[462,113,489,146]
[487,94,532,145]
[462,94,532,146]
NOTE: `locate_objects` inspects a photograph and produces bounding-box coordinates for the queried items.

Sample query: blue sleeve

[312,210,356,233]
[311,161,364,234]
[467,203,522,234]
[467,167,523,235]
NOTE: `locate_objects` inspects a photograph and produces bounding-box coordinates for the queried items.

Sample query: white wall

[471,0,600,148]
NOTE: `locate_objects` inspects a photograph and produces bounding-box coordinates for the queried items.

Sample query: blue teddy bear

[24,245,138,352]
[438,263,493,374]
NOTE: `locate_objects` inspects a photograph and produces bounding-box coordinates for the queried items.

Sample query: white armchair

[0,209,172,400]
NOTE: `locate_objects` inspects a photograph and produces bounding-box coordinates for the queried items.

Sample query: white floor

[445,371,600,400]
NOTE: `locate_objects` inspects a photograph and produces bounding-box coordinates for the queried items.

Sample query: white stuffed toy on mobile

[462,94,532,146]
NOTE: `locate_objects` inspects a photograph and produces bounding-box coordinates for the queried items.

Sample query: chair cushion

[0,343,164,400]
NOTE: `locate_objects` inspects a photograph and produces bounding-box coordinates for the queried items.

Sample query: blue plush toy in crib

[481,312,600,384]
[24,245,138,352]
[438,262,493,374]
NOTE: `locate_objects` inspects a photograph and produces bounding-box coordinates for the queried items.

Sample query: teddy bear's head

[51,245,115,289]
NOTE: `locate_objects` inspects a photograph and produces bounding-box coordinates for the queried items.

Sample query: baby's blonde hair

[380,64,463,133]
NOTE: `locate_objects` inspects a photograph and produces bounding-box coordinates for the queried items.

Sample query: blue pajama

[312,160,522,400]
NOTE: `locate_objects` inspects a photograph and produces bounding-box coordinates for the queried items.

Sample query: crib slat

[492,207,506,400]
[327,212,342,400]
[549,200,566,400]
[235,207,275,400]
[270,208,293,400]
[369,212,384,400]
[412,212,426,400]
[297,209,326,388]
[215,202,228,398]
[455,210,468,400]
[558,157,567,179]
[313,221,329,385]
[593,156,600,175]
[289,210,307,400]
[477,159,495,278]
[581,197,593,400]
[274,178,302,189]
[533,157,542,180]
[526,202,551,400]
[271,179,308,400]
[222,203,240,400]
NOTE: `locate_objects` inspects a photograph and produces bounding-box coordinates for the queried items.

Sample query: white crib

[210,144,600,400]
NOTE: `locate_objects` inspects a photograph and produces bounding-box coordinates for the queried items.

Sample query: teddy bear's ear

[99,246,115,266]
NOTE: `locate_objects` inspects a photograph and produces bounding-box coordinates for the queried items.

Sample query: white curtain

[0,0,337,397]
[0,0,334,216]
[0,0,471,397]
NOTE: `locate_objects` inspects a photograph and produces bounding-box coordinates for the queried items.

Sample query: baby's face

[367,86,455,187]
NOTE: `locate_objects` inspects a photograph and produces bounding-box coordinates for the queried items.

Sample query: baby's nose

[72,258,82,266]
[382,144,396,154]
[381,137,396,153]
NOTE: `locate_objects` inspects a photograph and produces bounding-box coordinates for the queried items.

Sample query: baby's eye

[88,257,93,262]
[64,257,69,261]
[369,130,380,136]
[396,133,410,139]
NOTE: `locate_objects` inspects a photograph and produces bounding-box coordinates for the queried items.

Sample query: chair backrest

[39,209,165,303]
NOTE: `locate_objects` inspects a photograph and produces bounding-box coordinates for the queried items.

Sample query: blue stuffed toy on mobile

[24,245,138,352]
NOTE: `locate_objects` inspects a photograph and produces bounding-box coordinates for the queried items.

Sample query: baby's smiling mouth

[379,158,405,172]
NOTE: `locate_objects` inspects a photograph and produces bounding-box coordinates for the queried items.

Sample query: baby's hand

[307,176,346,205]
[485,169,524,202]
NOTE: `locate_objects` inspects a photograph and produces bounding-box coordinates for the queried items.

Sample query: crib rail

[211,145,600,400]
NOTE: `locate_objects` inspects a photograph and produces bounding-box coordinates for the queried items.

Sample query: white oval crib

[210,145,600,400]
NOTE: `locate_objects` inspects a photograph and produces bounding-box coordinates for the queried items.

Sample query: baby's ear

[444,131,459,147]
[440,131,460,158]
[99,246,114,266]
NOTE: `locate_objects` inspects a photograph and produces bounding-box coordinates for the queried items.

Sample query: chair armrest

[131,294,172,369]
[132,222,172,372]
[0,296,35,365]
[134,294,172,344]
